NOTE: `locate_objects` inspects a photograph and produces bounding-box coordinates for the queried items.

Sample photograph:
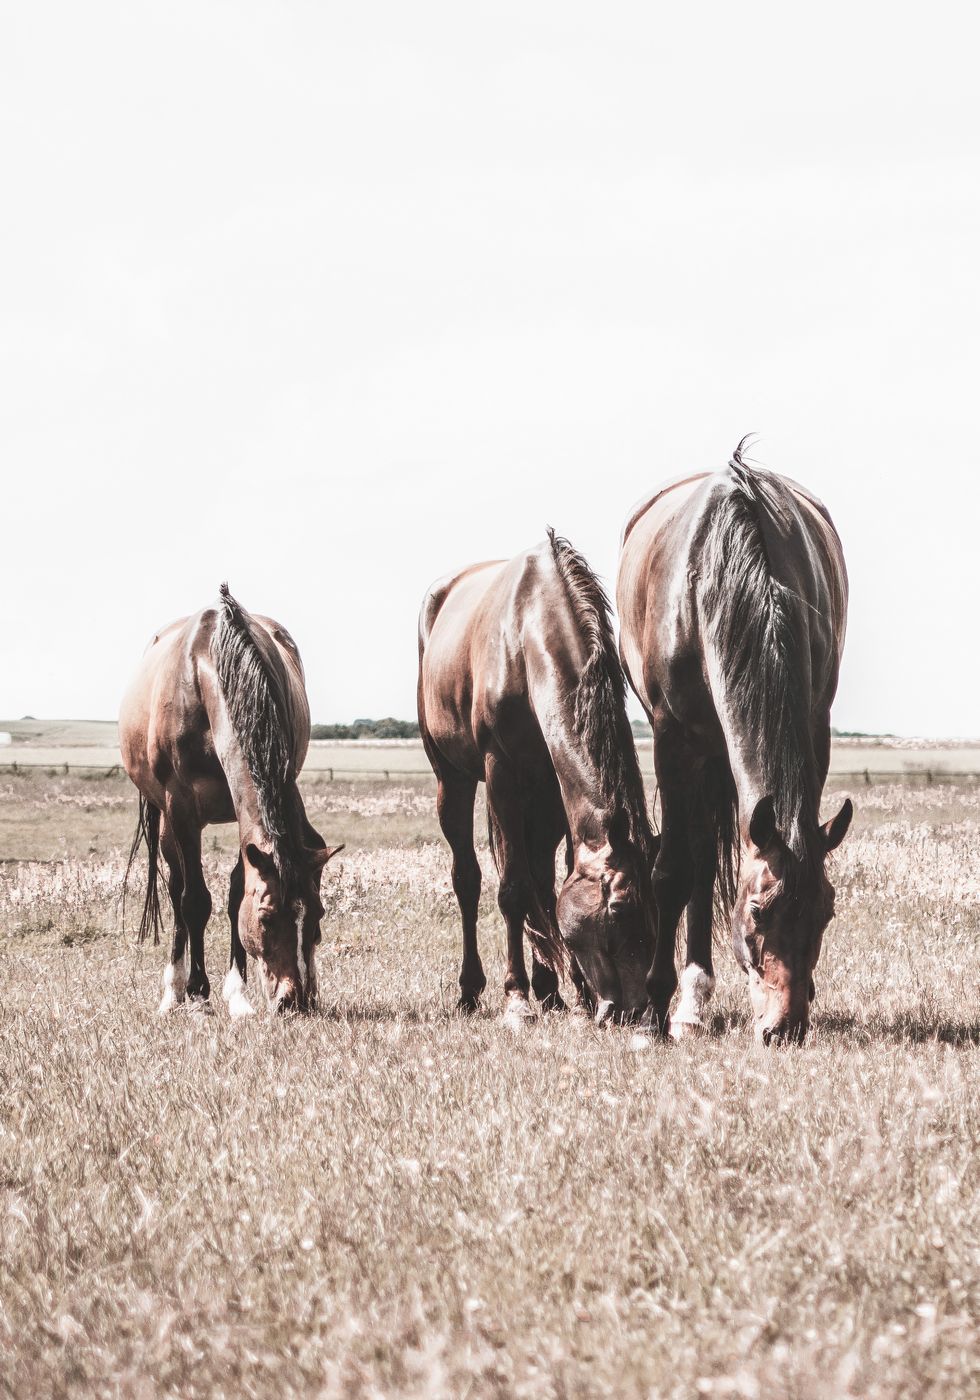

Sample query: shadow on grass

[315,1004,465,1025]
[706,1008,980,1047]
[811,1012,980,1047]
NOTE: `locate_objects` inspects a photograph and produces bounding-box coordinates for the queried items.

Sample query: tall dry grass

[0,773,978,1397]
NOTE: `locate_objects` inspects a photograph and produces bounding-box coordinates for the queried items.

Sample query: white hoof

[158,987,181,1016]
[222,967,255,1019]
[503,996,535,1030]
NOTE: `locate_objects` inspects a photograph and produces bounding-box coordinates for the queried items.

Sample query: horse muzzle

[757,1013,808,1046]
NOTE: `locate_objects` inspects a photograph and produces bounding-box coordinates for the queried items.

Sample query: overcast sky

[1,3,977,735]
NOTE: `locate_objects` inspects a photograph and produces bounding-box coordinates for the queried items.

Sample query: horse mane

[697,438,820,908]
[547,529,657,865]
[210,583,304,888]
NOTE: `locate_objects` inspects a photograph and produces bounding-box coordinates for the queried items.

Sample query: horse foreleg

[526,795,567,1013]
[647,722,696,1035]
[222,853,253,1018]
[485,756,536,1027]
[672,796,717,1039]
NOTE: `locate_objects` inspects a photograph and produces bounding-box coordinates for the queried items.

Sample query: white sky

[1,3,977,735]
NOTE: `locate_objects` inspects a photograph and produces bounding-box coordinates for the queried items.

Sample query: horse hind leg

[158,817,188,1015]
[435,772,485,1012]
[222,853,254,1019]
[165,804,213,1013]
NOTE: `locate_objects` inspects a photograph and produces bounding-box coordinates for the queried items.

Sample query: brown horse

[418,531,658,1024]
[617,441,852,1043]
[120,585,341,1016]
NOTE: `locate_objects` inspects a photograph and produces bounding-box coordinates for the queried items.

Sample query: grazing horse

[616,441,852,1043]
[418,531,658,1024]
[120,585,341,1016]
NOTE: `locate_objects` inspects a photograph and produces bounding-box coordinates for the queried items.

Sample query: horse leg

[672,781,717,1039]
[435,771,484,1012]
[222,853,254,1019]
[157,815,188,1015]
[526,793,567,1013]
[647,717,695,1035]
[166,805,213,1012]
[485,755,535,1025]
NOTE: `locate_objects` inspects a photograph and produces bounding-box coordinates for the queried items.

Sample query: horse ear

[748,796,777,851]
[309,845,344,871]
[244,843,276,878]
[822,798,853,852]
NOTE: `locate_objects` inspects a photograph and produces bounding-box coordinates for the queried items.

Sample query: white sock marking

[673,964,715,1027]
[222,965,255,1019]
[158,949,188,1015]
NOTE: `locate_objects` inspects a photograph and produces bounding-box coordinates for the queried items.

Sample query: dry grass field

[1,767,978,1398]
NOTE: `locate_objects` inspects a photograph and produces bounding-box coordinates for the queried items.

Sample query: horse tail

[124,795,163,944]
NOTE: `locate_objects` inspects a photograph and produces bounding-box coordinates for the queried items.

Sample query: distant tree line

[310,718,421,740]
[310,718,882,743]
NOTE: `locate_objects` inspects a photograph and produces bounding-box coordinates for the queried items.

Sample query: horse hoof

[223,968,255,1019]
[503,997,535,1030]
[157,991,183,1016]
[456,995,482,1015]
[187,996,214,1017]
[538,995,567,1015]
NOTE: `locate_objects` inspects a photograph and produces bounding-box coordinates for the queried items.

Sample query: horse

[120,584,342,1016]
[418,530,659,1025]
[616,440,852,1044]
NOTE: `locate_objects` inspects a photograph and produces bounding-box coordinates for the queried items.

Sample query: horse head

[557,815,658,1022]
[238,841,343,1013]
[733,795,852,1043]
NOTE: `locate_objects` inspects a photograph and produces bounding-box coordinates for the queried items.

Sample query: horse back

[119,605,310,817]
[618,467,847,729]
[418,544,588,779]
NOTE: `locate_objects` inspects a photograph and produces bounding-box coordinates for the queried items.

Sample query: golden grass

[1,773,978,1397]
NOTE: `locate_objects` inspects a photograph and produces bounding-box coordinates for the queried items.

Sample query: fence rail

[2,761,980,785]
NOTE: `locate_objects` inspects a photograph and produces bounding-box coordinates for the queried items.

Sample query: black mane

[548,529,657,864]
[210,583,305,889]
[697,438,820,906]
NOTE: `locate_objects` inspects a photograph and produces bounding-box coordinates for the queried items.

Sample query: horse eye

[749,902,765,927]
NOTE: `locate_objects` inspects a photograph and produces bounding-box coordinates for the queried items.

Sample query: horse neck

[209,692,289,852]
[527,667,632,853]
[707,643,820,853]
